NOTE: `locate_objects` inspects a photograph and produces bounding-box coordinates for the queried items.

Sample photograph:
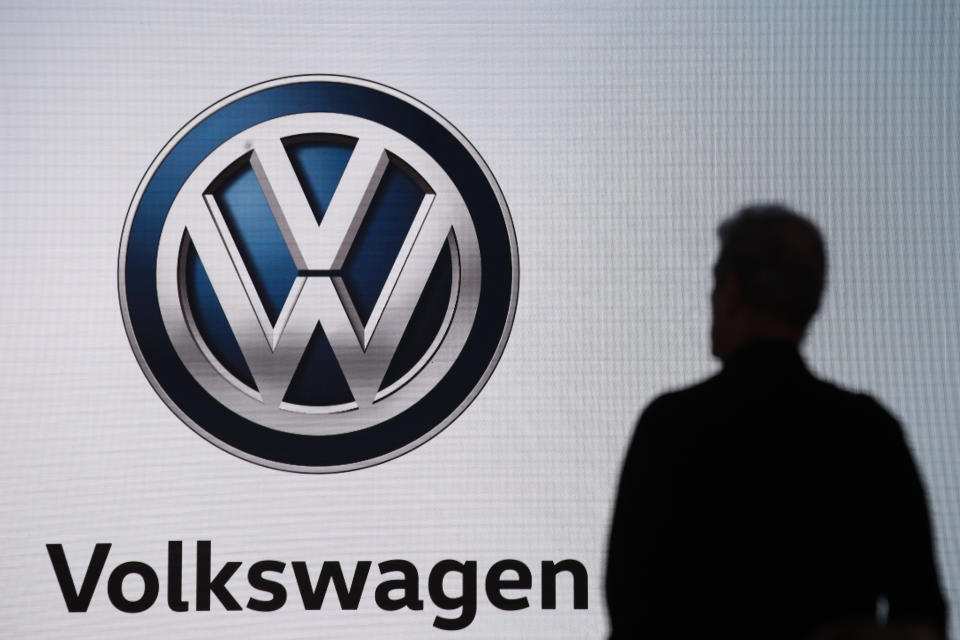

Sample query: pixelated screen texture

[0,2,957,638]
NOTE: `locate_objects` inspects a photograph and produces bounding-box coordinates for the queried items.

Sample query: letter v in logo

[120,77,518,471]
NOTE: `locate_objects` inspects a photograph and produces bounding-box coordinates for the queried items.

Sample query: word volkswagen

[47,542,588,630]
[119,77,518,471]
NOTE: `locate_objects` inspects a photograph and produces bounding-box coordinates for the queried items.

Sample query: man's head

[711,204,826,360]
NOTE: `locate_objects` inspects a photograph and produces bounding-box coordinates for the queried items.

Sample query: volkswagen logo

[119,76,518,472]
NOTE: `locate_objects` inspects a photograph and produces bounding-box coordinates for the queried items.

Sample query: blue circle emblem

[119,76,518,472]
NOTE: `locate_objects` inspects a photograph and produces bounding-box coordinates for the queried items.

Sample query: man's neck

[718,321,803,363]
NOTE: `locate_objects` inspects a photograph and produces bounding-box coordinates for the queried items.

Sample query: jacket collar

[721,339,808,377]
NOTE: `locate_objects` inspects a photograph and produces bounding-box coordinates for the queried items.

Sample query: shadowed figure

[605,205,947,639]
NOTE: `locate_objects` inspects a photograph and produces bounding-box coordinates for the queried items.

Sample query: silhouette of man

[606,205,947,639]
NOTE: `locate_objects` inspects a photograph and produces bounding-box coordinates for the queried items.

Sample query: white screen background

[1,2,957,638]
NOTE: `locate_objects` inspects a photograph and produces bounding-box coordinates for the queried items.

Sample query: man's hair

[715,204,826,330]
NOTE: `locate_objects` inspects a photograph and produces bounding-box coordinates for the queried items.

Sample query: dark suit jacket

[606,340,947,639]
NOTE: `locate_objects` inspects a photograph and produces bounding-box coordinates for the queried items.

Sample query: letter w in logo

[157,113,480,433]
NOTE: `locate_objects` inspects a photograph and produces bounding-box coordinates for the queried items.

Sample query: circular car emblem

[119,76,518,472]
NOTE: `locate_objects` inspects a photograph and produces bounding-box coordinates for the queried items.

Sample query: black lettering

[167,541,188,612]
[247,560,287,612]
[375,559,423,611]
[541,559,587,609]
[107,562,159,613]
[428,559,477,630]
[196,540,242,611]
[292,561,370,610]
[46,543,111,612]
[485,559,531,610]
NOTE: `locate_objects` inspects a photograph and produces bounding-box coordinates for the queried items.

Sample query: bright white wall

[1,2,957,637]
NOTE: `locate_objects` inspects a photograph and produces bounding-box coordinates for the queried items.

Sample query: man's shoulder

[807,374,903,429]
[636,373,725,426]
[646,371,725,405]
